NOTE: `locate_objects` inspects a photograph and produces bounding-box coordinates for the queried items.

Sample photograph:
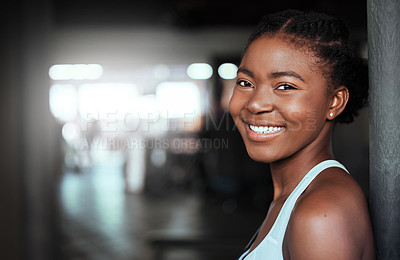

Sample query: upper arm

[284,186,365,260]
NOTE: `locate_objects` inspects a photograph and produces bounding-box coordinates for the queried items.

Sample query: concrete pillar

[367,0,400,259]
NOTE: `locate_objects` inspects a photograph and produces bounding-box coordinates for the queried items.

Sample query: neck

[269,125,334,200]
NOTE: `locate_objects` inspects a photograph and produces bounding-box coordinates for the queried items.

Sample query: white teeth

[249,125,284,134]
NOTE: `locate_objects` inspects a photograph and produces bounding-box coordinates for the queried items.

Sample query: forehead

[241,36,324,81]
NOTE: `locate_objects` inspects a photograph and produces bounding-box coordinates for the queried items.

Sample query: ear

[327,86,349,120]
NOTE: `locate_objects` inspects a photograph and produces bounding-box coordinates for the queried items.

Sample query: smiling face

[229,36,334,163]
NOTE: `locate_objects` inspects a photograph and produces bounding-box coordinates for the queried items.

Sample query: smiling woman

[231,36,334,163]
[229,10,375,260]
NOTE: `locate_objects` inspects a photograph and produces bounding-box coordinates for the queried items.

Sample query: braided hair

[243,10,368,123]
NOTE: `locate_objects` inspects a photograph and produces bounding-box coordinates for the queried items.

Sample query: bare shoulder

[284,167,375,260]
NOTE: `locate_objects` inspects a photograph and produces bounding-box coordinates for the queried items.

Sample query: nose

[245,87,274,114]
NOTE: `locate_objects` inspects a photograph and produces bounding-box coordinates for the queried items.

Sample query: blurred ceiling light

[218,63,238,79]
[186,63,213,80]
[49,64,103,80]
[156,82,201,118]
[49,84,78,122]
[78,83,138,119]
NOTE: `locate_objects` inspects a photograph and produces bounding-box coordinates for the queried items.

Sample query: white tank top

[238,160,349,260]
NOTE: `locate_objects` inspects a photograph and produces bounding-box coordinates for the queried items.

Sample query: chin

[246,148,276,164]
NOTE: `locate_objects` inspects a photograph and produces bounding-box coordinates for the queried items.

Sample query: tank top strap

[289,160,349,199]
[268,160,349,241]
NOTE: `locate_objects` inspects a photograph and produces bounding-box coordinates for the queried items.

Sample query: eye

[237,80,253,88]
[276,83,296,90]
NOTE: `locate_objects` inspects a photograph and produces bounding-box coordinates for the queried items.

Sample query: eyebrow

[237,67,254,78]
[237,67,305,82]
[270,71,305,82]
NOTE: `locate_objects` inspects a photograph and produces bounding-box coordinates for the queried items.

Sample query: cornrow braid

[242,10,367,123]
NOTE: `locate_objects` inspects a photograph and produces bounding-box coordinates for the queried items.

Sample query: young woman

[229,10,375,259]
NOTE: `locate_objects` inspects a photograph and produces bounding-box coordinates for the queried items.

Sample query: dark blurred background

[0,0,368,259]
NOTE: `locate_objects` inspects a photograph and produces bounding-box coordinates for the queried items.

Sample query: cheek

[229,90,243,118]
[281,96,326,132]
